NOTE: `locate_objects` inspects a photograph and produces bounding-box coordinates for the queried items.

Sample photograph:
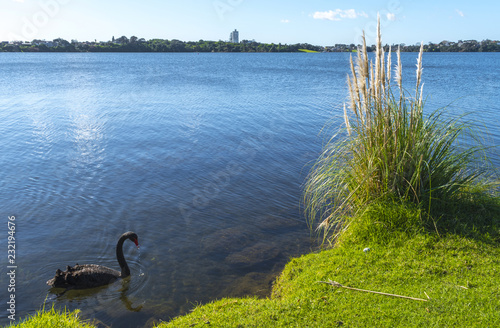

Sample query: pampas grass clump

[304,17,497,244]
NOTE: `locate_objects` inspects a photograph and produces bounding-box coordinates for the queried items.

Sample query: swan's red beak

[133,239,139,248]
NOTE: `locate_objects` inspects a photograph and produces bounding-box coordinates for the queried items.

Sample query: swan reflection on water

[48,276,144,313]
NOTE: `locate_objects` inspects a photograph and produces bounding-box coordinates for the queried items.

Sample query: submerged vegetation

[9,19,500,328]
[160,226,500,327]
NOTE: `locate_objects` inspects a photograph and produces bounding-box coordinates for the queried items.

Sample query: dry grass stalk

[318,280,429,302]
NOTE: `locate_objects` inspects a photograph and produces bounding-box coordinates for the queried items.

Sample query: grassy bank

[159,197,499,327]
[298,49,319,53]
[11,198,499,327]
[7,306,95,328]
[9,186,500,327]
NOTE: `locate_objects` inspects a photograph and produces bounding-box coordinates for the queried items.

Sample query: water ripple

[0,52,498,327]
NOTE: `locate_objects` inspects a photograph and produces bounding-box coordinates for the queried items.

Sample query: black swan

[47,231,139,289]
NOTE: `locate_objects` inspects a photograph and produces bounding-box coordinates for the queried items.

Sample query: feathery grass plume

[416,42,424,100]
[386,45,392,96]
[395,45,403,98]
[304,16,498,245]
[343,104,351,136]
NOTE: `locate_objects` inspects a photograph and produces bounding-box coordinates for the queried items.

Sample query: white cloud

[313,9,368,21]
[387,13,396,21]
[280,19,290,23]
[456,9,465,17]
[13,0,25,2]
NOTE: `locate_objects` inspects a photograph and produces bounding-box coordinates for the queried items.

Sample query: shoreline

[11,205,500,327]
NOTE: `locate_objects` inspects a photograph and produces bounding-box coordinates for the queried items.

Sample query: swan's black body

[47,231,139,289]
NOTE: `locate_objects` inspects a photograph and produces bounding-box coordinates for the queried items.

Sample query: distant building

[229,29,239,43]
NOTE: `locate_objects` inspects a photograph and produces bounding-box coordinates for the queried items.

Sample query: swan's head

[123,231,139,247]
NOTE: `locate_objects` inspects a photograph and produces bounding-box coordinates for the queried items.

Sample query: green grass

[7,305,95,328]
[298,49,319,53]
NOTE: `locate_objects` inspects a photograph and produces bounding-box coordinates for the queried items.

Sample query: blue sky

[1,0,498,45]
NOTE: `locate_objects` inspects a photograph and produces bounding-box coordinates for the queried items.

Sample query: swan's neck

[116,235,130,277]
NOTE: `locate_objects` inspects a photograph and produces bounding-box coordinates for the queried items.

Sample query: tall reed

[304,17,497,244]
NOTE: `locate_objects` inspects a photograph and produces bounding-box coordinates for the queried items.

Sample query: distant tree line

[326,39,500,52]
[0,37,323,53]
[1,36,499,53]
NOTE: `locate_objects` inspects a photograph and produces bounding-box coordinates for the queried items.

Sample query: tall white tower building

[229,29,239,43]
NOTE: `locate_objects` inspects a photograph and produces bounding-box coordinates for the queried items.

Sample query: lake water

[0,52,499,327]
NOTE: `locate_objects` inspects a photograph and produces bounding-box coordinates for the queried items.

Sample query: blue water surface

[0,52,498,327]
